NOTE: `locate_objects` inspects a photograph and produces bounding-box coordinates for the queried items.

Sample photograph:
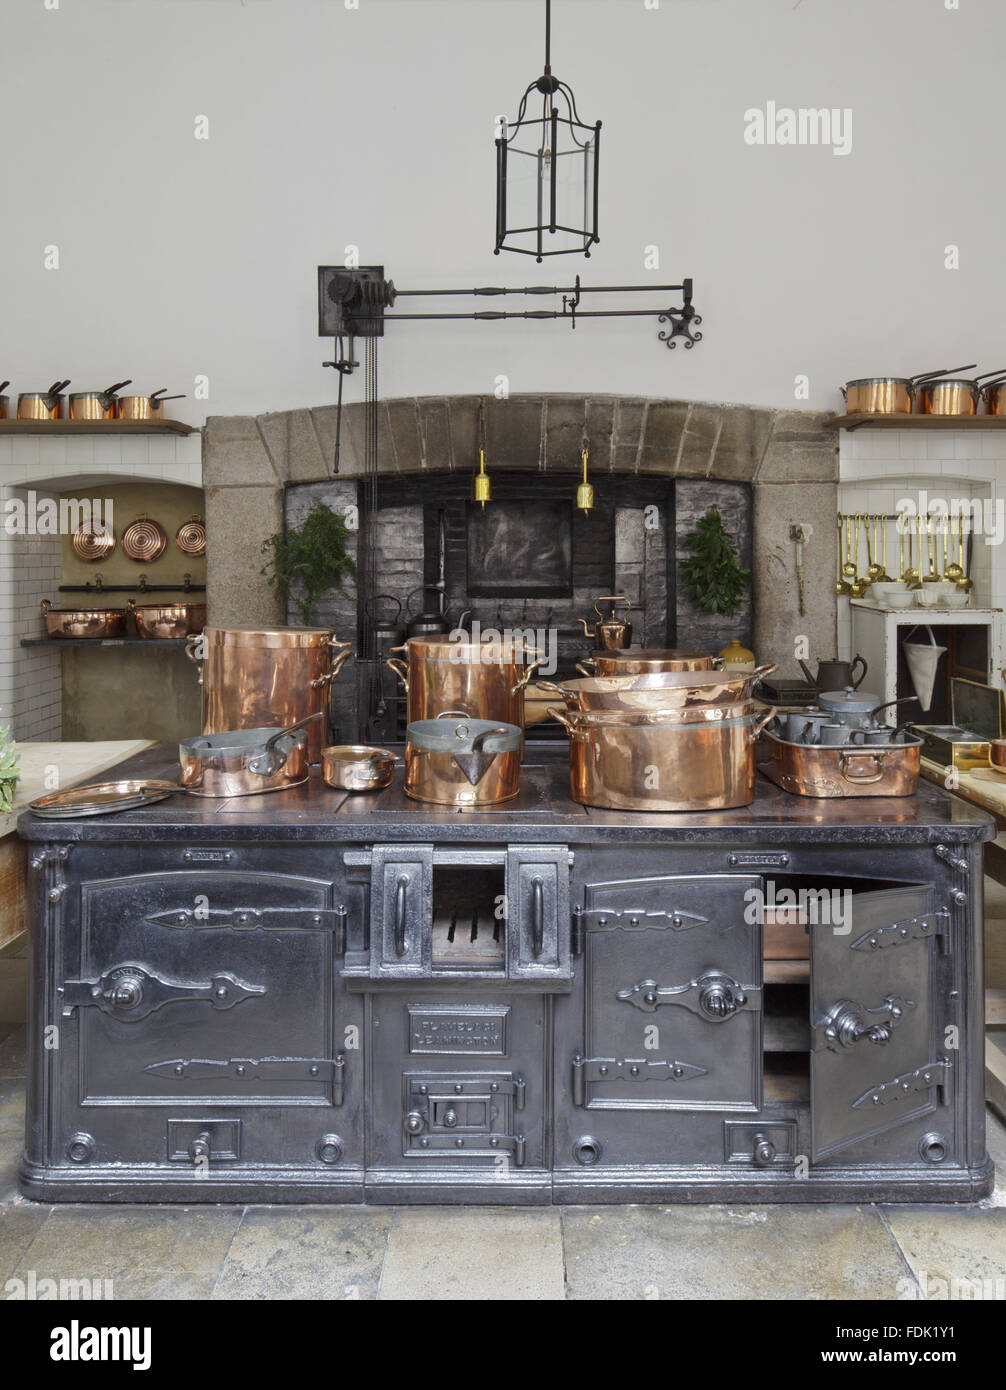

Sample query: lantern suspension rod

[394,283,689,298]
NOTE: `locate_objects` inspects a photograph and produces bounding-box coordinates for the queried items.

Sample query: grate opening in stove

[431,866,506,970]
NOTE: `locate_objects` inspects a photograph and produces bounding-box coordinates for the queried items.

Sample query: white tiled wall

[838,427,1005,663]
[0,434,202,743]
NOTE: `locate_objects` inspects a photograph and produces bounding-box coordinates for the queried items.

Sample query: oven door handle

[531,876,545,957]
[394,875,410,957]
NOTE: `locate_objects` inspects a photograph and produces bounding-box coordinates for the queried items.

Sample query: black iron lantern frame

[495,0,601,262]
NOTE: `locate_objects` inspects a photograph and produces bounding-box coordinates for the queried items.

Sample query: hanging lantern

[576,445,594,515]
[495,0,601,262]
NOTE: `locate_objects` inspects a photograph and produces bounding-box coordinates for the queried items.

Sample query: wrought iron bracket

[658,278,703,350]
[145,905,347,954]
[571,1054,706,1105]
[145,1054,346,1103]
[571,903,708,956]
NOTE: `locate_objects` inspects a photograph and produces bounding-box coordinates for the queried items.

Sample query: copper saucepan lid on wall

[121,517,167,562]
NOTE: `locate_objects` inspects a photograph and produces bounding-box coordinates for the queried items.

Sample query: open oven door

[810,884,950,1163]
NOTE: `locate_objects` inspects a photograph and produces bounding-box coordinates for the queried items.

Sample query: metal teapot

[798,654,867,691]
[578,595,633,651]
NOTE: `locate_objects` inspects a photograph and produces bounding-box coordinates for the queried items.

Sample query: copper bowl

[989,739,1006,770]
[40,599,128,640]
[130,601,207,640]
[321,744,396,792]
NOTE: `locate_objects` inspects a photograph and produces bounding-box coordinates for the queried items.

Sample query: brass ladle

[922,515,942,583]
[866,514,884,582]
[875,515,893,581]
[944,514,964,582]
[842,514,857,578]
[850,516,870,597]
[836,514,852,596]
[903,514,921,589]
[955,517,973,592]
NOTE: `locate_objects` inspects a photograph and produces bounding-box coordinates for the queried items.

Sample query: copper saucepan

[0,382,10,420]
[917,369,1006,417]
[321,744,397,791]
[41,598,128,639]
[17,380,71,421]
[179,712,322,798]
[981,378,1006,417]
[117,388,186,421]
[840,366,974,416]
[68,380,132,421]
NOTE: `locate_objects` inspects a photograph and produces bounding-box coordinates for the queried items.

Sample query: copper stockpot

[541,664,778,713]
[548,704,775,812]
[17,381,70,421]
[321,744,397,792]
[386,635,542,728]
[41,599,128,640]
[130,600,206,640]
[186,625,352,763]
[759,728,922,798]
[577,648,721,677]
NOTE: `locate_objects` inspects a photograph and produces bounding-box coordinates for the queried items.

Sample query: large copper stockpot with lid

[386,635,542,728]
[186,625,352,763]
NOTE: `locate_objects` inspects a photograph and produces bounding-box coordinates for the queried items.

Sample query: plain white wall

[2,0,1003,425]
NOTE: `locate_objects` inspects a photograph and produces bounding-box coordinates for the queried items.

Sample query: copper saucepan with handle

[179,712,323,798]
[116,388,186,421]
[981,377,1006,416]
[840,366,975,416]
[68,380,132,421]
[17,380,71,421]
[917,368,1006,417]
[0,382,10,420]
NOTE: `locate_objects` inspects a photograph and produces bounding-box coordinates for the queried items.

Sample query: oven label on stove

[408,1006,510,1056]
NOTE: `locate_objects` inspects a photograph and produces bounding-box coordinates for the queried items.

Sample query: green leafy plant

[0,727,20,814]
[680,506,751,617]
[261,503,357,625]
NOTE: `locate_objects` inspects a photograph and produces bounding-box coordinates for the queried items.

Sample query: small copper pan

[321,745,396,791]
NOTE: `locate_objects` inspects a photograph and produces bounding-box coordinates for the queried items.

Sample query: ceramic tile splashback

[837,427,1005,664]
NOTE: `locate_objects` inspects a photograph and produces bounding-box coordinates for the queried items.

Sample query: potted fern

[261,503,357,626]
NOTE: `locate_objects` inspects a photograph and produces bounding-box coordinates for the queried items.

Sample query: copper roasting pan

[759,728,922,798]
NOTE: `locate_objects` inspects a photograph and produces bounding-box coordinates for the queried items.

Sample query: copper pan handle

[839,751,887,784]
[535,679,566,697]
[512,655,544,694]
[312,645,353,687]
[748,707,776,743]
[750,663,779,685]
[546,704,588,740]
[576,658,596,677]
[184,632,205,686]
[386,657,409,692]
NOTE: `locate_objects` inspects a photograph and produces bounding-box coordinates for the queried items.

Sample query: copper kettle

[578,595,632,651]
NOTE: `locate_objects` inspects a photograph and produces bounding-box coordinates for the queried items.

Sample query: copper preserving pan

[321,744,396,792]
[130,600,207,640]
[759,728,921,798]
[179,713,321,798]
[387,635,542,729]
[187,625,352,763]
[548,705,775,812]
[577,648,721,677]
[40,599,127,640]
[541,664,777,712]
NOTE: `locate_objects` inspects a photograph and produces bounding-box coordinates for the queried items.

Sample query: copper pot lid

[175,516,206,557]
[402,635,538,662]
[201,624,337,649]
[29,779,179,818]
[71,521,115,562]
[121,517,167,563]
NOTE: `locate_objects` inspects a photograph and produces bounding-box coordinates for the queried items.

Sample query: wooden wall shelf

[20,638,187,648]
[0,419,196,437]
[824,413,1006,433]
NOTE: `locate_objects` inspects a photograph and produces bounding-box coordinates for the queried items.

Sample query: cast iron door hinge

[60,965,265,1021]
[851,1057,953,1112]
[571,903,708,955]
[145,905,348,953]
[571,1055,707,1106]
[145,1054,346,1104]
[849,909,950,957]
[617,971,762,1023]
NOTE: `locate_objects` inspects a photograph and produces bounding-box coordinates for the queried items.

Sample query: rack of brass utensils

[836,512,973,594]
